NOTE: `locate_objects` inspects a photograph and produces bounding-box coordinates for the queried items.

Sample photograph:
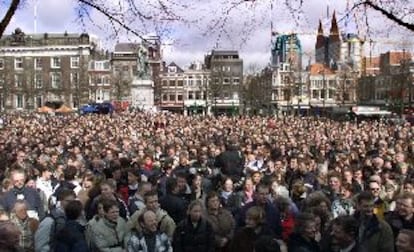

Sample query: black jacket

[287,233,320,252]
[173,217,215,252]
[214,149,244,180]
[159,193,188,224]
[54,220,89,252]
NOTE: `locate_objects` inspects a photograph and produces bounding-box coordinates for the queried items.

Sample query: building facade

[159,62,185,113]
[204,50,243,115]
[88,59,112,103]
[0,28,95,110]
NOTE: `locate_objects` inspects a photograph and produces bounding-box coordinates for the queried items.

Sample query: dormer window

[168,66,177,73]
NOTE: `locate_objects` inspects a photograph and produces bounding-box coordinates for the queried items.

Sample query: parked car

[80,102,114,115]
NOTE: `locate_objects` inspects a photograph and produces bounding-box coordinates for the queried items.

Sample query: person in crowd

[369,180,388,220]
[10,200,39,252]
[34,189,76,252]
[54,200,89,252]
[396,229,414,252]
[287,212,320,252]
[89,199,128,252]
[172,200,214,252]
[205,191,235,252]
[237,182,282,238]
[385,192,414,238]
[328,215,359,252]
[127,190,176,239]
[331,183,355,218]
[86,180,129,220]
[2,169,44,220]
[159,177,187,224]
[354,191,395,252]
[230,206,276,252]
[36,166,58,206]
[0,220,22,252]
[127,209,172,252]
[128,181,152,215]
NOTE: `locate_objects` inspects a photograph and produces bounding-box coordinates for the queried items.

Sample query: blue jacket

[1,187,44,219]
[54,220,89,252]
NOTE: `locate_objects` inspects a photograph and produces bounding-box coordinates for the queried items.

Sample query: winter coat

[127,231,172,252]
[237,200,282,238]
[34,208,66,252]
[86,195,129,221]
[2,187,44,220]
[89,217,128,252]
[172,217,215,252]
[127,208,176,239]
[159,193,187,224]
[355,213,394,252]
[229,225,275,252]
[385,211,414,238]
[54,220,89,252]
[206,208,235,250]
[287,233,320,252]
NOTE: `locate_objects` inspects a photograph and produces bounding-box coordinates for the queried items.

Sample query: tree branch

[0,0,21,39]
[77,0,148,42]
[354,0,414,32]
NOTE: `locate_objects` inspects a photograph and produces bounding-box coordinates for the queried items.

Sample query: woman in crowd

[205,191,235,252]
[230,206,276,252]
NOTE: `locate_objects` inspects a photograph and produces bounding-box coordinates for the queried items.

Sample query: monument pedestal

[131,78,154,111]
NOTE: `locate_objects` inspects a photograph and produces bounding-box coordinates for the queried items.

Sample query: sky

[2,0,414,70]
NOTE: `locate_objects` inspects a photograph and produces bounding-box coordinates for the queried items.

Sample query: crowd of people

[0,111,413,252]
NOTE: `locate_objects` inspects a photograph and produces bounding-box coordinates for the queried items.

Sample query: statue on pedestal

[137,46,151,79]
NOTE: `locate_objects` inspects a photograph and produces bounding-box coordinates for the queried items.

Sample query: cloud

[4,0,414,70]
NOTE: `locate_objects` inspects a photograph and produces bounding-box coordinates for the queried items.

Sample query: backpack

[44,210,66,251]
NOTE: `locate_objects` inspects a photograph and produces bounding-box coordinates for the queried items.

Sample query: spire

[315,19,325,49]
[329,10,340,42]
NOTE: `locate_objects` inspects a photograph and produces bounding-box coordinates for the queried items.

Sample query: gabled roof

[166,62,184,73]
[309,63,335,75]
[114,43,139,52]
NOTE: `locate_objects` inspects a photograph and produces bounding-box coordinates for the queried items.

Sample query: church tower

[328,11,341,69]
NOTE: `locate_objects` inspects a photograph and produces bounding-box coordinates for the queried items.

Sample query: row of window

[0,72,81,89]
[0,57,80,70]
[162,92,239,102]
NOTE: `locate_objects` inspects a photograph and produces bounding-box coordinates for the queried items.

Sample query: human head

[12,200,28,220]
[254,183,270,206]
[0,221,20,250]
[368,180,381,198]
[395,193,414,219]
[397,229,414,252]
[221,177,233,193]
[356,191,375,218]
[64,200,83,221]
[144,190,159,212]
[187,200,204,223]
[56,189,76,210]
[10,169,26,189]
[205,191,220,211]
[330,215,359,249]
[100,180,116,199]
[294,213,317,241]
[138,209,158,233]
[102,199,119,223]
[245,206,266,229]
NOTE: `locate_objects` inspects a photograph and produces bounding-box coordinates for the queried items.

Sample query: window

[312,90,318,99]
[177,94,183,101]
[70,57,79,68]
[15,74,23,88]
[162,80,168,86]
[35,74,43,88]
[51,57,61,68]
[71,72,79,88]
[0,74,3,86]
[34,58,42,69]
[16,94,23,108]
[177,80,184,86]
[223,78,230,85]
[35,96,43,108]
[168,66,177,73]
[233,78,240,85]
[195,91,201,100]
[51,72,62,88]
[162,94,168,101]
[169,94,175,101]
[15,58,23,69]
[0,58,4,69]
